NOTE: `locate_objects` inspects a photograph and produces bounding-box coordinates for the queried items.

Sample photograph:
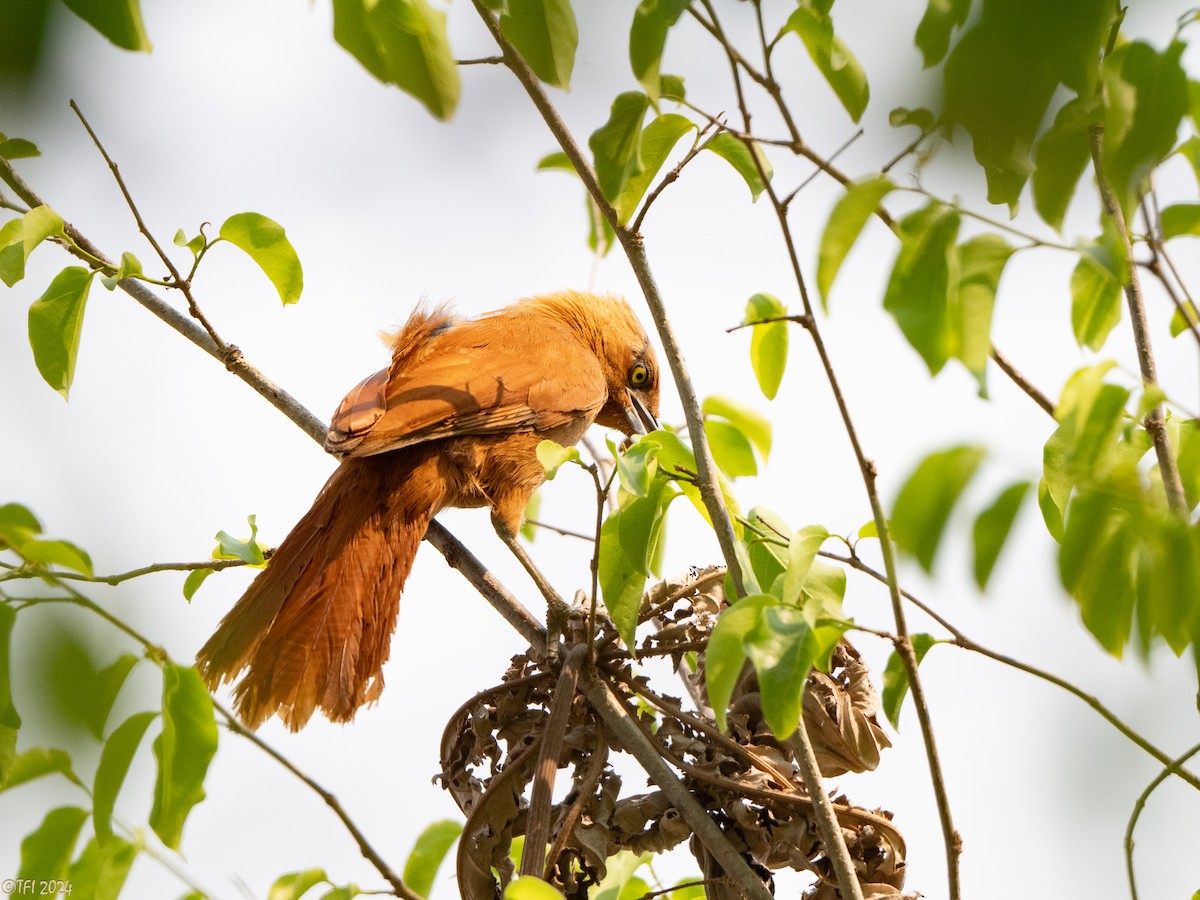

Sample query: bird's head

[532,291,660,436]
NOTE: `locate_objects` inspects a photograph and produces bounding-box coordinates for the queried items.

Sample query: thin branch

[631,120,715,234]
[457,55,504,65]
[215,700,420,900]
[525,519,595,542]
[70,100,228,351]
[989,346,1056,418]
[1140,192,1200,350]
[469,0,746,596]
[1124,740,1200,900]
[1088,124,1187,512]
[32,556,261,587]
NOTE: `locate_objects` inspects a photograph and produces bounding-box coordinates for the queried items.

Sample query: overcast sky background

[2,1,1199,898]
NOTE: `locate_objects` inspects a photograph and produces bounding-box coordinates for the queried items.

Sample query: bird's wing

[326,316,608,458]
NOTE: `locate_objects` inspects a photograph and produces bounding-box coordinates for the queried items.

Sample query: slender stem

[1088,124,1187,512]
[631,121,714,234]
[469,0,745,595]
[989,346,1056,417]
[1124,740,1200,900]
[24,556,257,587]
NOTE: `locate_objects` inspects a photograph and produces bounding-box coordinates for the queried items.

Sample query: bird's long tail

[196,447,445,730]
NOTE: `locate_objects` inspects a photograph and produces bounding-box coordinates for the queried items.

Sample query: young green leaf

[18,538,93,575]
[182,567,214,601]
[1065,383,1129,481]
[744,604,814,738]
[172,228,206,258]
[500,0,578,91]
[781,525,830,607]
[1161,203,1200,240]
[150,663,218,850]
[536,440,580,479]
[2,748,77,793]
[1177,420,1200,511]
[614,113,696,224]
[914,0,969,68]
[972,481,1031,589]
[332,0,461,120]
[0,503,42,550]
[218,212,303,305]
[704,419,757,478]
[61,0,151,51]
[1136,513,1200,655]
[520,493,541,542]
[817,176,894,309]
[403,820,463,898]
[1073,502,1137,656]
[213,515,268,567]
[87,654,141,741]
[506,875,566,900]
[702,395,771,460]
[23,205,65,259]
[93,711,158,844]
[18,806,89,884]
[28,266,94,399]
[629,0,689,101]
[68,835,138,900]
[589,92,652,202]
[0,218,24,287]
[1102,41,1189,217]
[1032,97,1094,232]
[888,106,936,132]
[881,634,938,729]
[0,137,40,159]
[269,869,331,900]
[778,6,869,123]
[882,203,961,375]
[952,234,1011,389]
[706,594,776,731]
[1070,254,1122,352]
[703,132,771,201]
[100,251,143,291]
[891,445,986,572]
[0,605,18,786]
[743,293,788,400]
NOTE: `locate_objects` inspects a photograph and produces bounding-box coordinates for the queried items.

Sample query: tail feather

[196,449,444,730]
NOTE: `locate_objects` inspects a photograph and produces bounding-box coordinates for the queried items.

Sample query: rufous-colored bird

[196,291,660,730]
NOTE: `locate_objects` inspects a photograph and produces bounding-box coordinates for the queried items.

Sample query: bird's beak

[623,391,659,436]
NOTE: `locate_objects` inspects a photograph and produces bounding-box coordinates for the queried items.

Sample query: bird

[195,290,660,731]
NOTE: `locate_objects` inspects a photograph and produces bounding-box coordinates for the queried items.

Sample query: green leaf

[18,806,89,884]
[599,480,675,650]
[882,203,961,374]
[87,654,141,741]
[702,395,771,460]
[520,493,541,542]
[888,106,936,132]
[616,438,657,497]
[1071,496,1137,656]
[972,481,1031,589]
[319,887,362,900]
[1066,383,1129,480]
[1178,420,1200,511]
[1102,41,1189,217]
[881,634,938,729]
[28,266,94,399]
[614,113,696,225]
[0,137,40,159]
[704,132,771,201]
[781,525,830,607]
[269,869,330,900]
[1161,203,1200,239]
[332,0,460,120]
[2,747,76,793]
[658,74,685,102]
[23,205,65,260]
[589,92,652,202]
[817,176,894,309]
[892,445,986,572]
[172,228,206,258]
[704,419,756,478]
[60,0,150,50]
[500,0,578,91]
[1170,301,1199,338]
[18,538,93,575]
[403,820,463,898]
[150,663,218,850]
[914,0,969,68]
[0,605,18,786]
[93,711,158,844]
[1032,97,1095,232]
[1136,513,1200,655]
[68,835,138,900]
[182,567,214,601]
[0,218,24,287]
[218,212,303,304]
[213,515,267,566]
[0,503,42,549]
[100,251,143,291]
[745,604,844,738]
[779,6,869,123]
[952,234,1011,388]
[629,0,689,101]
[743,292,788,400]
[536,440,580,479]
[506,876,566,900]
[706,594,776,731]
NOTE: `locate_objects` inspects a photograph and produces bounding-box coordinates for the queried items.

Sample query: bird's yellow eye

[627,362,650,388]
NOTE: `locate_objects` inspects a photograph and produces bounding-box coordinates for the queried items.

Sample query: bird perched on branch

[196,291,660,731]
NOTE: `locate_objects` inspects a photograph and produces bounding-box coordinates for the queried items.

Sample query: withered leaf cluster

[437,567,917,900]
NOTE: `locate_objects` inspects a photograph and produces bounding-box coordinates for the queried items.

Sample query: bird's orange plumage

[196,291,660,730]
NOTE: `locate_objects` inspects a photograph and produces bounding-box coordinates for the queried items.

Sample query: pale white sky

[2,1,1199,899]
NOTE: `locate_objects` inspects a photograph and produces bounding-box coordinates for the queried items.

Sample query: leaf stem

[1124,739,1200,900]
